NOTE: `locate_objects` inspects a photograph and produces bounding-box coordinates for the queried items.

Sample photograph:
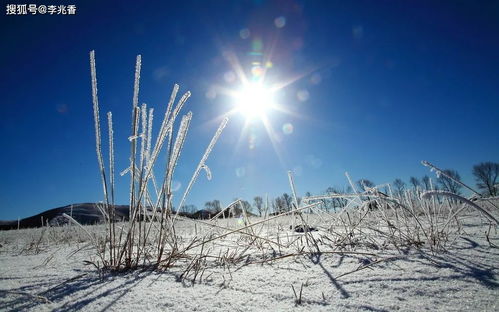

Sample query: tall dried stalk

[89,51,229,270]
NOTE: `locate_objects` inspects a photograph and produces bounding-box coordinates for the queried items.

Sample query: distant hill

[0,203,130,230]
[0,203,244,230]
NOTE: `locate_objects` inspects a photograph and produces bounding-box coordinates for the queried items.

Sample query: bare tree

[273,194,292,213]
[213,200,221,212]
[240,200,252,214]
[393,179,405,197]
[181,204,197,214]
[253,196,263,216]
[271,198,278,213]
[409,176,420,189]
[437,169,462,194]
[204,201,214,212]
[282,193,292,211]
[472,162,499,196]
[204,200,221,213]
[324,187,346,211]
[421,175,431,190]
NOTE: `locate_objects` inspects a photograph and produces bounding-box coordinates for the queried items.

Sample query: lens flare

[297,89,309,102]
[282,123,293,135]
[239,28,250,39]
[274,16,286,28]
[234,83,275,119]
[251,38,263,51]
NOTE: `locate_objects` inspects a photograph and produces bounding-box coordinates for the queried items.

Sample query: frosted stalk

[148,91,190,181]
[422,160,487,199]
[132,55,141,109]
[345,172,358,194]
[175,117,229,219]
[120,167,131,176]
[129,106,140,220]
[345,171,363,206]
[137,91,191,207]
[161,84,179,135]
[128,55,141,220]
[303,193,361,203]
[145,108,154,165]
[198,116,228,168]
[151,90,191,163]
[167,112,192,183]
[139,103,147,171]
[107,112,115,205]
[152,84,179,164]
[63,213,99,248]
[287,170,300,229]
[89,50,109,205]
[421,190,498,224]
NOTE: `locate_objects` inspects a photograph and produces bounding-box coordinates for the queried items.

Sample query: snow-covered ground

[1,215,498,311]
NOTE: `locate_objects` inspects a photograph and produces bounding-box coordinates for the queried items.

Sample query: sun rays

[233,82,275,120]
[204,48,317,170]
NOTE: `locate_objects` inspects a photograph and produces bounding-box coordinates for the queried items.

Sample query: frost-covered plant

[422,160,499,210]
[89,51,228,270]
[421,190,498,225]
[298,161,499,252]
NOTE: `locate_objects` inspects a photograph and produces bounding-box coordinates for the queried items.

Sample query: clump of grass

[88,51,228,270]
[300,161,498,252]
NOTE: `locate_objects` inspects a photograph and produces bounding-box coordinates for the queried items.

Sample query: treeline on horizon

[1,162,496,231]
[185,161,499,216]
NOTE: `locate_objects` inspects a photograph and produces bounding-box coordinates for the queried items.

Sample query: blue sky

[1,0,498,219]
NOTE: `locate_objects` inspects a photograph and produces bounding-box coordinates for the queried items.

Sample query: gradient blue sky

[1,0,498,219]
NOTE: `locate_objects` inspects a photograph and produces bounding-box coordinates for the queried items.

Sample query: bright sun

[234,83,275,119]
